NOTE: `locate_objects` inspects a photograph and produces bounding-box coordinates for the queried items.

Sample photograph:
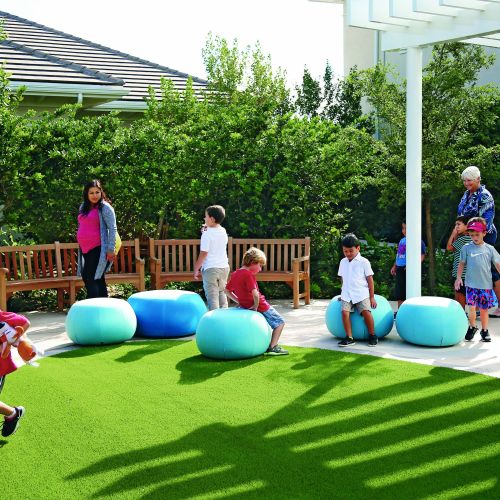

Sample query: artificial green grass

[1,341,499,499]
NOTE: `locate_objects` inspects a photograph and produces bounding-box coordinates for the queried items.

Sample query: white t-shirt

[338,253,374,303]
[200,226,229,270]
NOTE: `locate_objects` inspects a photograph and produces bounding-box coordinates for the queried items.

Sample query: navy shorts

[261,306,285,330]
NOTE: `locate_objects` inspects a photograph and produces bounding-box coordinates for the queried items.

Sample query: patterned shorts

[465,287,498,310]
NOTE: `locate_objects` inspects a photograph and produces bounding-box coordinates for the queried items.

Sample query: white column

[405,46,422,299]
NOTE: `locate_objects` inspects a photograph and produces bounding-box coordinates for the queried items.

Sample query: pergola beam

[382,5,500,50]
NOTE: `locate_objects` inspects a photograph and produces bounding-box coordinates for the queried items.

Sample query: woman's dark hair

[80,180,110,215]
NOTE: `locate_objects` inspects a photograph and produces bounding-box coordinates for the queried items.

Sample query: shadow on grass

[53,344,123,359]
[175,354,269,385]
[66,351,500,498]
[116,341,186,364]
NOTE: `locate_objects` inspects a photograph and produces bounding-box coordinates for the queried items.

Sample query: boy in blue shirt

[390,221,426,312]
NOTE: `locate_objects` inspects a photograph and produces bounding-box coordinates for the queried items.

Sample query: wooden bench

[149,237,311,308]
[59,239,145,305]
[0,239,145,310]
[0,242,70,311]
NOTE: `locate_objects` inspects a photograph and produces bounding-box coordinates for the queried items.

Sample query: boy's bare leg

[341,310,353,338]
[397,300,403,309]
[468,306,477,327]
[0,401,14,417]
[479,309,489,331]
[270,323,284,349]
[361,310,375,335]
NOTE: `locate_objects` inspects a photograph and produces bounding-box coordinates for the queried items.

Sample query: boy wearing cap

[455,217,500,342]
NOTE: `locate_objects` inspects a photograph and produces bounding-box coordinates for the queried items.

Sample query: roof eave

[8,81,129,99]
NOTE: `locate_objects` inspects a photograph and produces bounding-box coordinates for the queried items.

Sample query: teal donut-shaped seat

[325,294,394,340]
[396,296,467,346]
[196,308,271,360]
[66,298,137,345]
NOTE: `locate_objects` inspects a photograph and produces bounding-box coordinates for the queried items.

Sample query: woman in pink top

[77,180,117,298]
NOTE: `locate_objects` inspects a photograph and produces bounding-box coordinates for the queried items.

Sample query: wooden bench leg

[57,289,64,311]
[293,276,300,309]
[305,277,311,305]
[69,282,76,306]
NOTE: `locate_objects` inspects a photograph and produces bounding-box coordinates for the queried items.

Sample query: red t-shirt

[0,311,29,376]
[226,268,270,313]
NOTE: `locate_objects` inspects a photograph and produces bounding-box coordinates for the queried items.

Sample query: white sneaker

[489,308,500,318]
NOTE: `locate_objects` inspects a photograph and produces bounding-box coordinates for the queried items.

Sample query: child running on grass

[0,310,30,437]
[447,216,472,310]
[225,247,288,355]
[455,217,500,343]
[337,233,378,347]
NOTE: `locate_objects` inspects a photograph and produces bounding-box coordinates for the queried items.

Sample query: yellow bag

[114,232,122,255]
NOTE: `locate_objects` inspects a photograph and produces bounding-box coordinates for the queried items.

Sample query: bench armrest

[292,256,310,263]
[0,267,9,276]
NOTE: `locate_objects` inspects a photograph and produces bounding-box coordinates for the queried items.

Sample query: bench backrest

[229,238,310,272]
[0,243,61,281]
[59,239,142,277]
[150,237,310,273]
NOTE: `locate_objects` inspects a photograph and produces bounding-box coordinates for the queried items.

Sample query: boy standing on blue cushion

[455,217,500,343]
[390,221,426,311]
[337,233,378,347]
[446,216,471,310]
[194,205,230,310]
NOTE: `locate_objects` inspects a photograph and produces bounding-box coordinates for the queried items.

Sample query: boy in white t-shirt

[194,205,230,310]
[337,233,378,347]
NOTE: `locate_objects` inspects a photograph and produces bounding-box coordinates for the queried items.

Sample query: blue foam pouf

[196,308,272,360]
[66,298,137,345]
[325,294,394,340]
[128,290,207,338]
[396,296,467,346]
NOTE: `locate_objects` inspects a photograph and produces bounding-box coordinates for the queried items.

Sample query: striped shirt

[452,234,472,278]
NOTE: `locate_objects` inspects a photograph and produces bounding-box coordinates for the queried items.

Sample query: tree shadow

[115,341,186,364]
[175,354,269,385]
[64,350,500,498]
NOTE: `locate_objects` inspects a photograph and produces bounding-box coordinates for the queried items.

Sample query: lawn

[1,340,499,499]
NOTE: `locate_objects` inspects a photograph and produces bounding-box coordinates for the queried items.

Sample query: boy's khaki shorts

[341,298,371,313]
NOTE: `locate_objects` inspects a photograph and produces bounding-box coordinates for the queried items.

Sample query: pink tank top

[77,207,101,254]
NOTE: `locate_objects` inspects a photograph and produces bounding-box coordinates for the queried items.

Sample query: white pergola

[344,0,500,298]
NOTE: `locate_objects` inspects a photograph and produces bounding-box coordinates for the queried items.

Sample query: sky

[0,0,344,89]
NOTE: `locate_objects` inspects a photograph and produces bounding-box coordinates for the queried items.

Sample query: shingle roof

[0,11,208,107]
[0,39,123,85]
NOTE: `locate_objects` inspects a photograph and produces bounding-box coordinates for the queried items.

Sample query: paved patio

[17,299,500,378]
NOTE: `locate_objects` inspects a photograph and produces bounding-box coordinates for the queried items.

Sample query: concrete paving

[14,299,500,379]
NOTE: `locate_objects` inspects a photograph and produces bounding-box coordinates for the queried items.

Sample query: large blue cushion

[396,296,467,346]
[325,294,394,340]
[196,308,271,360]
[128,290,207,338]
[66,298,136,345]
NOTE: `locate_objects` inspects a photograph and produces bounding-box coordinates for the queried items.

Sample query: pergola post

[405,46,422,299]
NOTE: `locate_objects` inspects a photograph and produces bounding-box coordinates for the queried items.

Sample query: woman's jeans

[81,246,108,298]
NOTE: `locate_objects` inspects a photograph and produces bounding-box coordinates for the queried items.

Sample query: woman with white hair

[456,166,500,317]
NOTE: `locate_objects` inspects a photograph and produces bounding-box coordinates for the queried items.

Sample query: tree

[359,43,500,292]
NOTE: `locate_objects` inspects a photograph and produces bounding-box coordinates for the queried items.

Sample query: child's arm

[366,276,377,308]
[446,228,458,251]
[455,262,465,290]
[193,251,208,280]
[225,289,240,305]
[250,289,259,311]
